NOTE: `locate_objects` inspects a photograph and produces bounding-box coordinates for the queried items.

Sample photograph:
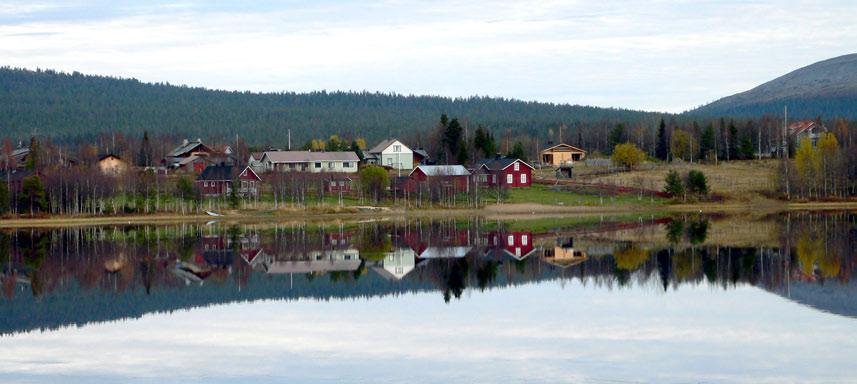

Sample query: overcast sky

[1,0,855,113]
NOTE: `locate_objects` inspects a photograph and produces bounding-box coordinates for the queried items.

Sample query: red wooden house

[197,164,233,197]
[477,157,533,188]
[324,177,353,193]
[406,165,471,193]
[237,166,262,197]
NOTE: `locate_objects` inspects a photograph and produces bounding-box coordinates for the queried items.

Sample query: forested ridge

[0,67,660,145]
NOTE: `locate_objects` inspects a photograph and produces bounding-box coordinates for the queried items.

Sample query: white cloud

[0,0,855,112]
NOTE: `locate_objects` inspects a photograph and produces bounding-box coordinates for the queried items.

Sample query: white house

[367,139,413,170]
[372,247,417,280]
[259,151,360,173]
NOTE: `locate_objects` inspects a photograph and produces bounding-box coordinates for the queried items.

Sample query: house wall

[266,160,358,173]
[407,169,469,193]
[481,161,531,188]
[197,180,230,196]
[380,141,414,170]
[542,150,585,166]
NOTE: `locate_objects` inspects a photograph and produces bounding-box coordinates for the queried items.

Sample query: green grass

[504,184,666,207]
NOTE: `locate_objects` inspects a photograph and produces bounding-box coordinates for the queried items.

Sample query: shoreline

[3,200,857,228]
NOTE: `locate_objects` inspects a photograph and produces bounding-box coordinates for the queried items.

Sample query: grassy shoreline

[3,199,857,228]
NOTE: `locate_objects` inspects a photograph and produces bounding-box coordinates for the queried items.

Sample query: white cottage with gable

[367,139,413,170]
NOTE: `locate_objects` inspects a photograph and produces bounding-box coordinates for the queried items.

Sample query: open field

[534,159,781,199]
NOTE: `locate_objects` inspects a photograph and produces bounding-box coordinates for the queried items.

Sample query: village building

[406,165,471,194]
[476,157,533,188]
[412,148,431,166]
[9,143,30,169]
[236,166,262,197]
[323,177,353,193]
[162,139,214,173]
[259,151,359,173]
[248,152,265,173]
[540,143,587,167]
[197,164,233,197]
[788,120,828,146]
[366,139,413,170]
[97,154,129,176]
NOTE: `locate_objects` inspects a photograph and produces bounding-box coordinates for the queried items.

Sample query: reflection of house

[541,143,586,166]
[260,151,359,173]
[403,227,473,258]
[372,247,417,280]
[97,154,128,176]
[416,246,471,259]
[485,231,536,260]
[543,237,588,268]
[366,139,413,170]
[265,249,361,274]
[476,157,533,188]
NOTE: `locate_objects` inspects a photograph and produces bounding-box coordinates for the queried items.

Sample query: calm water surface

[1,213,856,383]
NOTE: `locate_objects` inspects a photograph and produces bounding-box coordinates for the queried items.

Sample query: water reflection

[1,212,856,335]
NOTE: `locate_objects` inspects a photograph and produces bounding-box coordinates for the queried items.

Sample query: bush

[663,170,684,198]
[686,170,709,195]
[611,142,646,170]
[359,165,389,203]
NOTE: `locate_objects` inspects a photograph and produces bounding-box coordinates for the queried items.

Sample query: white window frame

[507,235,514,246]
[514,162,520,171]
[393,145,401,152]
[506,174,513,184]
[522,235,528,246]
[520,173,527,184]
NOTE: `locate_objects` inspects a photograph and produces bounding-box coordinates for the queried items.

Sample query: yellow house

[540,143,586,167]
[98,154,129,176]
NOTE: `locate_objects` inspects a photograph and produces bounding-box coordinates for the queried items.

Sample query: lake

[1,212,856,383]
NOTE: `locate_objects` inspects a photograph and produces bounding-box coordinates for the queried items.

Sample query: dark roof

[413,148,430,158]
[98,153,122,161]
[198,164,233,181]
[167,140,211,157]
[477,157,533,171]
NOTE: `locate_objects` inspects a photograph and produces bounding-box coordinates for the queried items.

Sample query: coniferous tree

[442,118,464,163]
[664,170,684,199]
[507,141,526,161]
[137,131,153,167]
[699,122,715,161]
[608,123,626,154]
[728,120,739,161]
[656,118,669,161]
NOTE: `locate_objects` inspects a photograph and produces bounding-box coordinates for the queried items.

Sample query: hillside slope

[0,67,658,145]
[689,53,857,119]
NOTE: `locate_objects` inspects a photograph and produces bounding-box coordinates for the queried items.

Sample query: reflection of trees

[476,260,499,290]
[613,245,649,271]
[665,221,684,244]
[686,220,709,245]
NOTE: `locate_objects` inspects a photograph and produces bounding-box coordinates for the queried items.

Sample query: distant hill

[689,53,857,119]
[0,67,658,145]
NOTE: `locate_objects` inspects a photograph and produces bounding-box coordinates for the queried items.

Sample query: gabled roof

[198,164,233,181]
[249,152,263,161]
[409,165,471,177]
[542,143,587,153]
[413,148,430,158]
[788,120,827,136]
[368,138,409,154]
[239,166,262,181]
[98,153,123,161]
[167,140,211,157]
[261,151,359,163]
[478,157,534,171]
[11,147,29,159]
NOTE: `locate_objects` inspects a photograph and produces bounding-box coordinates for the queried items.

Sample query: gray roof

[478,157,533,171]
[410,165,471,177]
[198,164,233,181]
[262,151,359,163]
[167,140,209,157]
[368,138,406,154]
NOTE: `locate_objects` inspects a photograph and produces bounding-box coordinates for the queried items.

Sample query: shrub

[663,170,684,198]
[686,170,709,195]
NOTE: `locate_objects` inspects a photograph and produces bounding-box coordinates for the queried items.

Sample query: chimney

[182,139,189,146]
[495,153,502,160]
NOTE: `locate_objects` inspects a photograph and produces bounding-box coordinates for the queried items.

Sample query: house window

[507,235,514,246]
[315,162,322,168]
[393,145,401,152]
[343,162,351,168]
[204,181,208,187]
[328,162,334,169]
[514,162,520,171]
[289,163,296,169]
[386,158,393,166]
[522,235,528,246]
[506,174,513,184]
[520,173,527,184]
